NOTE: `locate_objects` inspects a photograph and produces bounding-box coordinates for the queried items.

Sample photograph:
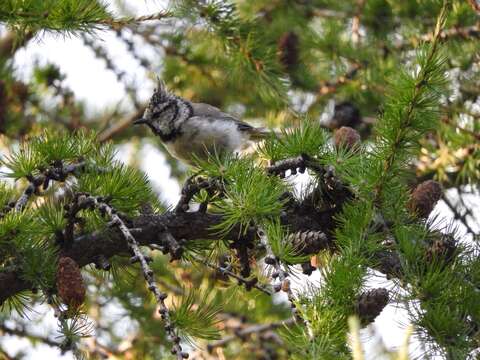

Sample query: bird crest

[149,77,171,106]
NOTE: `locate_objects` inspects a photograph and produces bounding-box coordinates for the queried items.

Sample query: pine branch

[98,11,172,30]
[207,318,295,352]
[266,156,307,178]
[261,233,304,324]
[0,323,61,348]
[96,199,187,360]
[442,193,477,237]
[195,255,272,296]
[98,106,146,143]
[396,24,480,50]
[0,193,341,307]
[373,6,447,201]
[317,62,362,97]
[175,176,220,213]
[441,116,480,141]
[0,2,172,35]
[12,161,86,212]
[14,182,36,212]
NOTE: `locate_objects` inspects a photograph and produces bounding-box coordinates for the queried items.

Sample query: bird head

[134,79,188,142]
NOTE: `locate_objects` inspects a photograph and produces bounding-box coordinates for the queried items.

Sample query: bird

[134,80,272,165]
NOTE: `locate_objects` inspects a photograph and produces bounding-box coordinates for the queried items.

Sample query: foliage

[0,0,112,36]
[1,0,480,359]
[170,287,222,343]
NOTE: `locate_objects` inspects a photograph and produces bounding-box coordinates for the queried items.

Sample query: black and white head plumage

[139,79,193,142]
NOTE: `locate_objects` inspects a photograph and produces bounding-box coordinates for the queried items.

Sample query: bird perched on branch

[134,80,272,165]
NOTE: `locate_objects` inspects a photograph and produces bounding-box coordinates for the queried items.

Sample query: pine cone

[425,233,457,265]
[355,288,389,325]
[278,31,299,70]
[375,251,402,279]
[408,180,442,218]
[56,256,86,308]
[331,101,361,129]
[334,126,361,149]
[287,230,328,256]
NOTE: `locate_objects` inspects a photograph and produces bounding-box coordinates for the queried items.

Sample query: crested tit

[134,80,271,164]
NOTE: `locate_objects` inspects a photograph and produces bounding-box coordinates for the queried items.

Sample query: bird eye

[151,103,174,119]
[151,110,163,118]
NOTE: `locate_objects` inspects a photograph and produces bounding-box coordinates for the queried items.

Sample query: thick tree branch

[0,196,336,306]
[0,211,247,305]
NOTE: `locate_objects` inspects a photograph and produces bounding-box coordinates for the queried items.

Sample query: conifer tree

[0,1,479,359]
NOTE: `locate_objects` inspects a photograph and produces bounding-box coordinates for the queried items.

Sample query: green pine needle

[76,162,152,214]
[0,291,33,318]
[263,220,310,265]
[0,0,113,36]
[36,199,68,236]
[170,287,221,342]
[205,155,288,235]
[259,119,330,162]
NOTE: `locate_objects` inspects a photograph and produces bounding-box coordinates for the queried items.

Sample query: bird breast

[164,116,250,164]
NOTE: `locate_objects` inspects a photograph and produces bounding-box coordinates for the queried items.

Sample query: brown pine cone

[278,31,299,70]
[355,288,389,325]
[287,230,328,256]
[408,180,442,218]
[56,256,86,308]
[425,233,457,265]
[334,126,361,149]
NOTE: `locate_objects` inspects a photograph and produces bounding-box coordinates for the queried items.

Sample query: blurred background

[0,0,479,359]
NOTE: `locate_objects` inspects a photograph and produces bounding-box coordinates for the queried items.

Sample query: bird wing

[191,102,270,139]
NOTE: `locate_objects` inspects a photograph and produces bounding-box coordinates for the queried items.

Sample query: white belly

[165,117,250,164]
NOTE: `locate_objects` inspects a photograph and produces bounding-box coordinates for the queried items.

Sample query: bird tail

[248,127,282,141]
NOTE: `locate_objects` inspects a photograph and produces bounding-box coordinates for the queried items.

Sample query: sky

[1,1,479,359]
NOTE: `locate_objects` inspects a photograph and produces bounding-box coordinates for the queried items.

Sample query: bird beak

[133,118,148,125]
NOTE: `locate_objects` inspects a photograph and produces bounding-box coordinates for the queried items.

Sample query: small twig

[14,182,36,211]
[93,254,111,271]
[266,154,323,178]
[207,318,295,352]
[0,323,61,348]
[195,255,272,296]
[442,194,477,237]
[96,199,187,359]
[63,194,97,246]
[267,156,306,178]
[13,161,86,212]
[99,11,172,30]
[260,231,304,323]
[317,63,362,97]
[98,106,146,143]
[311,8,345,18]
[441,116,480,141]
[175,176,220,213]
[396,24,480,50]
